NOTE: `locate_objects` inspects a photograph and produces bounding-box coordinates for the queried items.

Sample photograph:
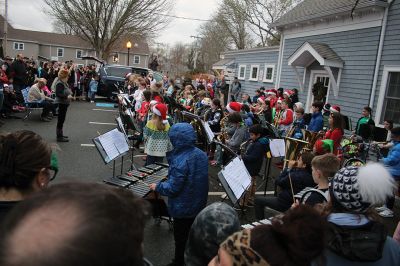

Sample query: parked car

[81,56,162,100]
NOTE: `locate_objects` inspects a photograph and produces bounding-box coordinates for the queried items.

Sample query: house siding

[279,26,381,125]
[374,0,400,123]
[223,50,279,97]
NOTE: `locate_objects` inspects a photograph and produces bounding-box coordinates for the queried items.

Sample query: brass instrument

[217,115,229,143]
[240,139,251,156]
[283,137,309,168]
[302,130,324,151]
[273,109,282,128]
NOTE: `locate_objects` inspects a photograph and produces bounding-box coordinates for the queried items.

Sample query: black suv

[82,56,162,99]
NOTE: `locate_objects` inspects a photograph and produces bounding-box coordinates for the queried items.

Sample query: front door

[306,71,330,112]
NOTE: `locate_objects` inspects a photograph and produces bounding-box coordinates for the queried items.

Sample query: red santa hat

[257,96,265,104]
[226,102,242,113]
[330,105,341,113]
[283,90,293,97]
[152,103,168,124]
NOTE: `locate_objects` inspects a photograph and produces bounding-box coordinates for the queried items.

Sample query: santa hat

[330,164,395,213]
[283,90,292,97]
[314,139,334,155]
[257,97,265,104]
[330,105,341,113]
[150,100,158,106]
[152,103,168,124]
[201,97,212,106]
[277,98,282,104]
[226,102,242,113]
[269,89,278,96]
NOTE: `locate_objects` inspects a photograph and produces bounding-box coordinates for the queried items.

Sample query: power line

[154,12,211,22]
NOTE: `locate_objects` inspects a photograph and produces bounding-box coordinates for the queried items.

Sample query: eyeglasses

[46,166,58,181]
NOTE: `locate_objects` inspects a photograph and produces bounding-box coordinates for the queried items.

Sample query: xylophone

[241,218,272,230]
[103,164,169,198]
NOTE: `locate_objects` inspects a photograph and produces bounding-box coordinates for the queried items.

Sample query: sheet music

[221,157,251,200]
[269,139,285,157]
[116,117,128,140]
[98,129,129,161]
[201,121,215,143]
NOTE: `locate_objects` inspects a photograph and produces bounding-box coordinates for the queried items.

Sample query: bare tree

[44,0,173,59]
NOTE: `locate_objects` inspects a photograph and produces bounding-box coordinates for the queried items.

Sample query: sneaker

[375,206,389,212]
[378,209,394,218]
[57,137,69,142]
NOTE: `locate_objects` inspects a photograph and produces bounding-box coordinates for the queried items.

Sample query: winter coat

[226,124,249,153]
[383,140,400,178]
[308,112,324,132]
[54,80,72,105]
[276,167,315,210]
[319,214,400,266]
[242,137,269,176]
[325,128,344,155]
[10,59,27,85]
[156,123,209,218]
[356,116,375,140]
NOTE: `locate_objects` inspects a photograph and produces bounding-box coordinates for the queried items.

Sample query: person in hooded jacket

[149,123,208,266]
[241,124,269,206]
[320,163,400,266]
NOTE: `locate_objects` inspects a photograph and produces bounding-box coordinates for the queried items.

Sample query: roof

[288,41,344,68]
[0,17,149,54]
[223,46,279,56]
[212,58,235,70]
[273,0,388,28]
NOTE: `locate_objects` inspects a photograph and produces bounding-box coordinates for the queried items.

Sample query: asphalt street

[1,99,399,266]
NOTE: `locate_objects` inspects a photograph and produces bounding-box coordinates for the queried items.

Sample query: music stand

[218,156,252,212]
[93,128,130,177]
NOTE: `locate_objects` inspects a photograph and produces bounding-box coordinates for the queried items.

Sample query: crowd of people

[1,57,400,265]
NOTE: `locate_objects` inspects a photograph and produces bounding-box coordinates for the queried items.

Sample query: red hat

[257,97,265,104]
[152,103,168,124]
[226,102,242,113]
[283,90,293,97]
[270,88,278,96]
[330,105,341,113]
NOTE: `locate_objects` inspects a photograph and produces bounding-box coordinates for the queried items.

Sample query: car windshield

[105,66,131,78]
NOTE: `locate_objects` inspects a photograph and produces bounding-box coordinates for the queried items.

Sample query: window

[133,55,140,64]
[76,49,83,59]
[57,48,64,57]
[249,65,259,81]
[263,64,275,83]
[13,42,24,50]
[380,71,400,124]
[238,65,246,80]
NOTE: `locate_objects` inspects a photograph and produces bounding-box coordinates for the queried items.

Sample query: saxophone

[217,115,229,143]
[273,109,282,128]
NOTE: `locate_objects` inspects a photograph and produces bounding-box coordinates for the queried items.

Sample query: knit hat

[330,163,395,213]
[201,97,212,106]
[220,229,269,266]
[184,202,240,266]
[323,103,331,112]
[152,103,168,124]
[330,105,341,113]
[226,102,242,113]
[314,139,334,155]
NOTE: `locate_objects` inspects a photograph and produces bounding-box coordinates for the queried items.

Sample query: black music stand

[218,156,252,214]
[93,128,130,178]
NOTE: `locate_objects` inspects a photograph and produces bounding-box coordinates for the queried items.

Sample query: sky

[6,0,219,45]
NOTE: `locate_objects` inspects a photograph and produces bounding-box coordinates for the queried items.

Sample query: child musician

[241,125,269,206]
[291,107,305,139]
[277,99,293,136]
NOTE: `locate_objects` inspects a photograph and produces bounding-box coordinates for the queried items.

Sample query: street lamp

[126,41,132,66]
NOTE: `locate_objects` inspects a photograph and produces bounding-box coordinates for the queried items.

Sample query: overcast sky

[6,0,219,45]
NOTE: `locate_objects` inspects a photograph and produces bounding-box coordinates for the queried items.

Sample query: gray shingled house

[214,0,400,127]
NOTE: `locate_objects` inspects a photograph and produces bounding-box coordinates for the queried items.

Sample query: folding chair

[21,87,43,121]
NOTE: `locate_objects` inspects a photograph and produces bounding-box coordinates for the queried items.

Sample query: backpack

[327,221,387,262]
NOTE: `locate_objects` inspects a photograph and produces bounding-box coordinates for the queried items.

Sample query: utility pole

[3,0,7,56]
[190,35,202,70]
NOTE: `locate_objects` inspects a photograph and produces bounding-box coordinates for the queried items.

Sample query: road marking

[92,109,117,112]
[89,122,117,125]
[81,144,95,147]
[208,191,274,196]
